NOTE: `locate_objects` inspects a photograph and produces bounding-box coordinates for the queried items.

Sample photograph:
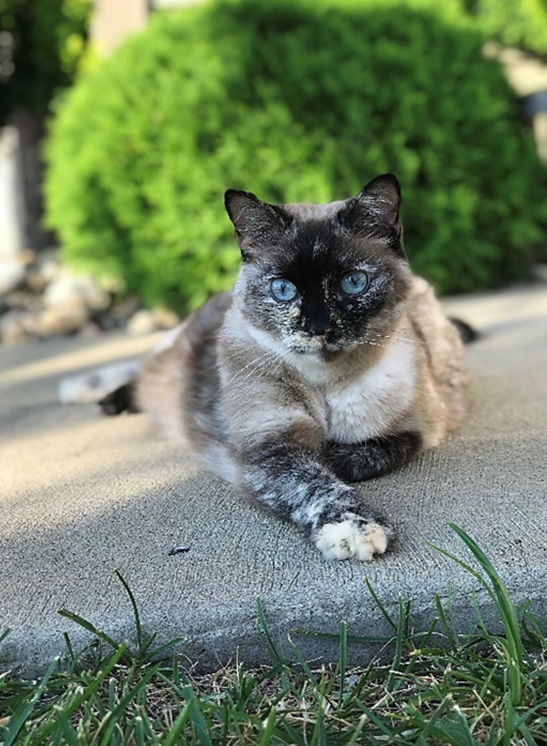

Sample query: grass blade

[30,643,128,743]
[257,597,285,665]
[2,658,60,746]
[427,523,524,706]
[180,684,213,746]
[338,620,347,706]
[386,596,406,693]
[57,608,130,663]
[163,698,194,746]
[365,578,398,631]
[114,569,143,653]
[258,706,277,746]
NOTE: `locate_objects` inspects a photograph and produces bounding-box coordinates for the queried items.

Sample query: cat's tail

[449,317,479,344]
[58,320,187,415]
[58,361,141,415]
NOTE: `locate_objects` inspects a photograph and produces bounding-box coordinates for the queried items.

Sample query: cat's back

[406,276,470,438]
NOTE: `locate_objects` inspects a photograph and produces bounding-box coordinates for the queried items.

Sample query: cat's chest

[324,342,417,443]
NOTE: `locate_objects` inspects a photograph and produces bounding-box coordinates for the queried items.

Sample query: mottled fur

[136,175,470,560]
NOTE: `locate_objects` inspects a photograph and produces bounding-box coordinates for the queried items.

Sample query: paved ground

[1,283,547,677]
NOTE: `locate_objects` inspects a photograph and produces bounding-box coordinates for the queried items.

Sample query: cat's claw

[314,518,391,561]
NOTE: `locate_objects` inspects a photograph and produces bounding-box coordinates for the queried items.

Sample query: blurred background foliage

[0,0,92,125]
[3,0,547,313]
[461,0,547,55]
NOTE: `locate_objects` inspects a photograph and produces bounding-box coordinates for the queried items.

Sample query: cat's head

[225,174,412,358]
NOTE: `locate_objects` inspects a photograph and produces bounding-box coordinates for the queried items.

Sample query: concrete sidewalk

[1,284,547,676]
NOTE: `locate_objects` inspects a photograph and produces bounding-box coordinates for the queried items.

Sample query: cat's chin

[288,341,345,359]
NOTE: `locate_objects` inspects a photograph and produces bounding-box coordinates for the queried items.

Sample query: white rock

[127,309,157,336]
[37,303,89,337]
[127,307,180,336]
[43,271,109,312]
[0,259,25,295]
[152,307,179,329]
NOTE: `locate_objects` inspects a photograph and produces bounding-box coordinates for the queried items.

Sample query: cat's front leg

[239,439,393,561]
[323,431,422,483]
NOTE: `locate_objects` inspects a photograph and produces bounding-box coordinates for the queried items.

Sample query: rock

[127,309,157,336]
[532,263,547,283]
[97,294,141,330]
[25,249,62,293]
[0,249,35,295]
[152,307,179,329]
[37,303,89,338]
[0,309,40,345]
[127,307,180,336]
[78,321,101,338]
[0,259,26,295]
[3,290,44,313]
[43,271,110,313]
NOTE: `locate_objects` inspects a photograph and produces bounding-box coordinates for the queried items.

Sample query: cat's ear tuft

[224,190,289,257]
[356,173,401,226]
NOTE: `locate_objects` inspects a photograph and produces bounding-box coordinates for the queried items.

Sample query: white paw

[314,518,391,561]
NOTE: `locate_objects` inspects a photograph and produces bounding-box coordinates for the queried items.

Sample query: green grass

[1,526,547,745]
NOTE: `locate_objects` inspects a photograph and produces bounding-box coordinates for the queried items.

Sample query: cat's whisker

[224,351,274,386]
[225,348,285,387]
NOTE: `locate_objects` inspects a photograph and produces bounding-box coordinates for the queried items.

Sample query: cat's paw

[314,517,392,561]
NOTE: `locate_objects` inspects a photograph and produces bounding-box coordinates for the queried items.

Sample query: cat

[96,174,470,561]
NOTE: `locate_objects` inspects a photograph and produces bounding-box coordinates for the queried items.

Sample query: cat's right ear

[224,190,289,259]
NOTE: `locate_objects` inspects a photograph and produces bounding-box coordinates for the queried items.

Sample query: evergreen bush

[44,0,547,313]
[461,0,547,55]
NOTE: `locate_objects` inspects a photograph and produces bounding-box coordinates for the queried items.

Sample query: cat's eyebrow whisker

[368,330,412,341]
[355,339,390,350]
[359,334,414,347]
[354,335,414,351]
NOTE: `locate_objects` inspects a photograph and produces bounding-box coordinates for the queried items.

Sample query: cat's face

[225,175,412,358]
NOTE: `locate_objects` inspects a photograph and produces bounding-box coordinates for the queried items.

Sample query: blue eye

[270,278,298,302]
[340,271,369,296]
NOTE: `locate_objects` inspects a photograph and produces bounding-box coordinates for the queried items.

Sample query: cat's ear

[225,189,290,258]
[355,174,401,226]
[339,174,403,244]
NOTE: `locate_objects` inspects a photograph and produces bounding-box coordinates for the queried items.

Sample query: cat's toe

[314,518,391,561]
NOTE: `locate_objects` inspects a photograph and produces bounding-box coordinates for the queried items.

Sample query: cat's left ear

[340,174,403,246]
[355,173,401,226]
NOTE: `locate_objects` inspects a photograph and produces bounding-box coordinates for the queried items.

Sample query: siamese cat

[83,174,471,561]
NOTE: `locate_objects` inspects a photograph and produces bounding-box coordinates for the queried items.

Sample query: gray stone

[0,309,40,345]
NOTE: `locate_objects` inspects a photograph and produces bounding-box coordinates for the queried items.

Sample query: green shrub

[460,0,547,55]
[44,0,547,313]
[0,0,92,125]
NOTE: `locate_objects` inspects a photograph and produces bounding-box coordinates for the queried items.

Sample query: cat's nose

[306,299,330,337]
[307,317,330,337]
